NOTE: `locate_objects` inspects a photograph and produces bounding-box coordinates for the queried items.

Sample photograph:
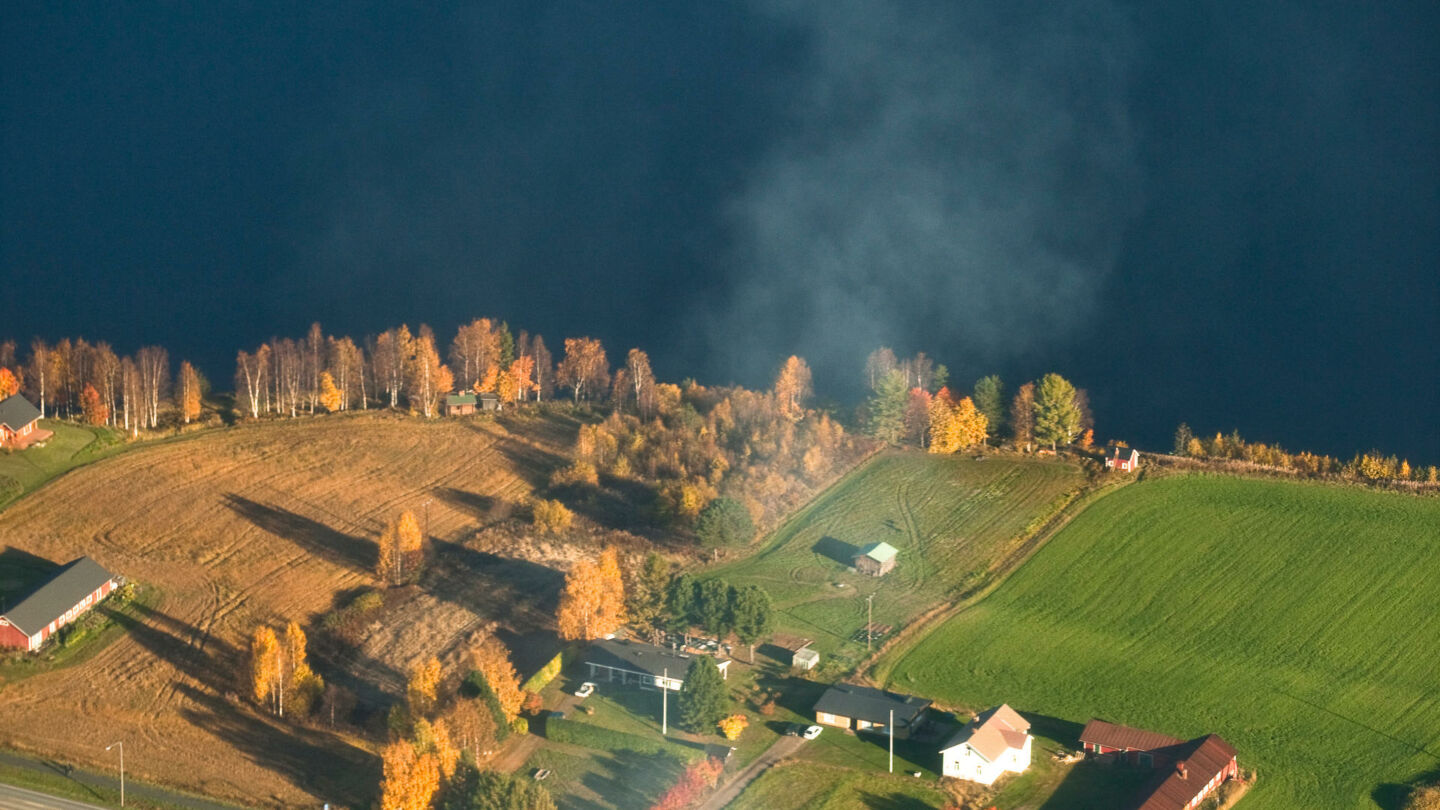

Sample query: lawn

[730,761,951,810]
[707,452,1083,668]
[885,474,1440,809]
[0,420,124,509]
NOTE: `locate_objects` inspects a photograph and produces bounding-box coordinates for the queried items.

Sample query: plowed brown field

[0,409,583,808]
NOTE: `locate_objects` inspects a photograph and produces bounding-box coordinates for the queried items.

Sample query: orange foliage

[80,384,109,426]
[407,657,442,718]
[0,368,18,400]
[379,740,441,810]
[649,757,725,810]
[470,636,524,721]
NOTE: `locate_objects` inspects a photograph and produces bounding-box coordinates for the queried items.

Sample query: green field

[0,420,124,509]
[885,475,1440,809]
[708,452,1083,664]
[730,761,950,810]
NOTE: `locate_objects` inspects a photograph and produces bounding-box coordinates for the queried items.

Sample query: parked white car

[574,681,597,698]
[802,725,824,740]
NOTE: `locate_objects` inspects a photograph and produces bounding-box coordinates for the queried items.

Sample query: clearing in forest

[886,474,1440,810]
[708,452,1084,668]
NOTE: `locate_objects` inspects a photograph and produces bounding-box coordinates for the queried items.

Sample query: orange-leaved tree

[379,739,440,810]
[557,337,609,402]
[0,367,19,399]
[596,547,627,634]
[319,371,343,413]
[178,360,202,424]
[80,384,109,426]
[470,636,524,721]
[378,510,425,585]
[772,356,812,418]
[556,558,603,641]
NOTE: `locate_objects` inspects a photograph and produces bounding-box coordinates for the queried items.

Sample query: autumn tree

[178,361,202,423]
[719,714,749,741]
[283,621,324,717]
[531,336,553,400]
[626,348,657,417]
[864,347,898,390]
[380,739,441,810]
[1174,423,1195,456]
[973,375,1005,437]
[773,355,812,417]
[375,325,414,408]
[250,625,281,711]
[531,499,572,535]
[444,698,499,764]
[556,337,609,402]
[443,764,557,810]
[1010,382,1036,452]
[407,656,443,718]
[1033,373,1081,450]
[929,395,988,453]
[319,371,343,413]
[235,346,270,419]
[903,387,932,447]
[409,328,454,418]
[80,384,109,426]
[597,546,627,633]
[0,368,18,399]
[470,637,524,722]
[678,655,728,732]
[557,552,625,641]
[450,318,502,391]
[329,335,367,410]
[25,339,51,417]
[378,510,426,585]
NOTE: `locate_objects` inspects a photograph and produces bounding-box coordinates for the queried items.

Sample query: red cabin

[0,393,51,450]
[1105,444,1141,472]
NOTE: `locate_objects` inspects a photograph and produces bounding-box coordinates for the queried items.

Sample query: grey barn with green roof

[0,557,118,651]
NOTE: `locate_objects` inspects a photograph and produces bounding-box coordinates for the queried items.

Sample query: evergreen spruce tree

[678,656,728,732]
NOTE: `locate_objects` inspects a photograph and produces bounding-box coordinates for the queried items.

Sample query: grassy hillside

[0,410,583,807]
[886,475,1440,809]
[708,452,1083,667]
[0,420,125,509]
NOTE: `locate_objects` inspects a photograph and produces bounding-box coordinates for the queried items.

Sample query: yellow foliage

[250,625,280,707]
[407,657,442,718]
[596,547,627,634]
[719,713,749,740]
[532,498,573,535]
[319,371,343,412]
[379,740,440,810]
[471,636,525,721]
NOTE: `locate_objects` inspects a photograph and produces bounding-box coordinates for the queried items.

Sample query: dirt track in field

[0,410,580,808]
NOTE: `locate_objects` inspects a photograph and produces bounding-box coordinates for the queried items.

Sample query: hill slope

[0,410,579,806]
[888,474,1440,809]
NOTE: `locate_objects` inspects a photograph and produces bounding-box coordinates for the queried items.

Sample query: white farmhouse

[939,704,1032,785]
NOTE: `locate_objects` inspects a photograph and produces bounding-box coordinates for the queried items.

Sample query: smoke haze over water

[714,1,1142,393]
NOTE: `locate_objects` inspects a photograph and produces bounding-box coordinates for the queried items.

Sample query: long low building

[1080,719,1239,810]
[0,557,118,652]
[583,638,729,691]
[813,682,932,739]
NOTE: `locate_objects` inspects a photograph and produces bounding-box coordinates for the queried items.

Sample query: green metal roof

[445,393,478,406]
[858,542,898,563]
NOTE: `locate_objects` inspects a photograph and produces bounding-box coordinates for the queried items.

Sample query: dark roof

[585,639,724,679]
[478,392,500,402]
[813,683,932,726]
[0,394,41,431]
[1134,735,1238,810]
[445,393,477,406]
[1105,444,1139,460]
[1080,719,1183,752]
[1,557,115,636]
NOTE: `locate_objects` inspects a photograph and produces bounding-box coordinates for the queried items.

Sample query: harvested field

[0,410,589,808]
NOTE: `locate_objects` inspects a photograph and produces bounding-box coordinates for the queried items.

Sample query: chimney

[1176,761,1188,779]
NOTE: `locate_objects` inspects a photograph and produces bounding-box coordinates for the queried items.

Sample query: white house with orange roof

[939,703,1033,785]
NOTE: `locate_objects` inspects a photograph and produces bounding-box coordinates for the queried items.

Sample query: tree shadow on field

[223,493,376,573]
[1374,763,1440,809]
[176,681,376,807]
[855,792,938,810]
[103,602,242,696]
[426,537,565,632]
[434,487,501,523]
[813,536,860,566]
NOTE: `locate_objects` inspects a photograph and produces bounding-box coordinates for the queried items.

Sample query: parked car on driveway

[533,769,552,781]
[575,681,596,698]
[802,725,824,740]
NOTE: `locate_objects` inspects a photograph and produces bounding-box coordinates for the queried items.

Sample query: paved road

[0,782,105,810]
[0,752,242,810]
[696,734,806,810]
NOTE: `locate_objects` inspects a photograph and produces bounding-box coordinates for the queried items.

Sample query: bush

[521,650,565,693]
[462,670,511,743]
[551,460,600,488]
[509,717,529,735]
[531,499,573,535]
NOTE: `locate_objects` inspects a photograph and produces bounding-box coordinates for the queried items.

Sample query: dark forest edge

[1,323,1435,499]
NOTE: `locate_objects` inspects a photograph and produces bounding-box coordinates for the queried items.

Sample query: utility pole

[661,667,668,735]
[865,592,876,652]
[105,741,124,808]
[888,709,894,773]
[422,498,433,541]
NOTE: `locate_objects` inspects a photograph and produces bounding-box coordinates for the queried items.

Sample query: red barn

[1105,444,1141,472]
[0,393,52,450]
[0,557,118,652]
[1080,720,1239,810]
